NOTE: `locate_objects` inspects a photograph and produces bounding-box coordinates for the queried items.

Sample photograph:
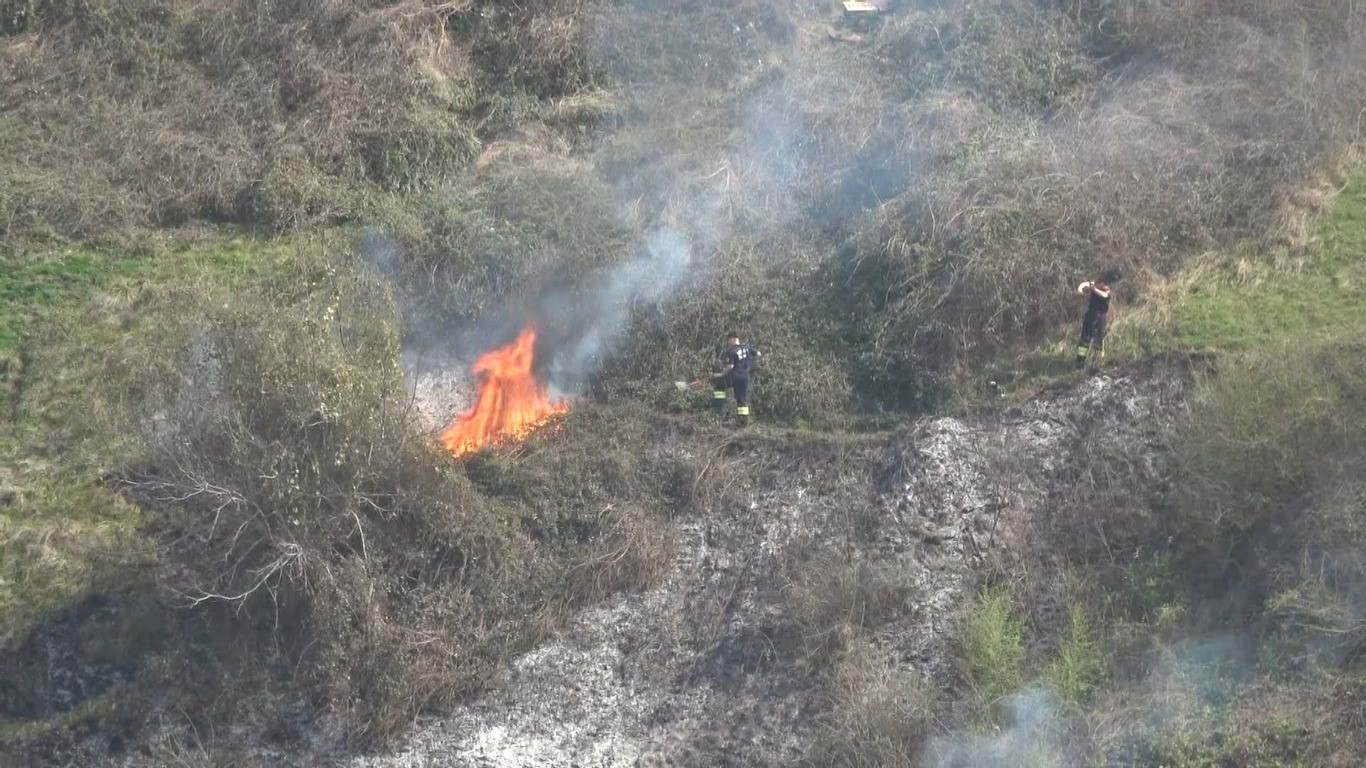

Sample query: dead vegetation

[0,0,601,245]
[48,253,692,753]
[4,0,1366,764]
[3,2,1364,411]
[807,636,934,768]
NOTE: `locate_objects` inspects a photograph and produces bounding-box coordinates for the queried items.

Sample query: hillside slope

[3,1,1366,766]
[111,358,1185,766]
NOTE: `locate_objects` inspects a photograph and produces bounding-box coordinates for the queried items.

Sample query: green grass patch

[1173,330,1366,572]
[0,236,305,651]
[0,238,298,359]
[0,251,141,359]
[1169,172,1366,352]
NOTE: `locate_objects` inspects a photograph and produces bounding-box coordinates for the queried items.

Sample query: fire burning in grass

[440,324,568,456]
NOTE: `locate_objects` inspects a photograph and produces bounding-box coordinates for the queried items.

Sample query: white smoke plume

[922,687,1067,768]
[544,226,694,393]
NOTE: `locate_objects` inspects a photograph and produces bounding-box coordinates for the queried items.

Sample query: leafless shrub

[106,258,554,745]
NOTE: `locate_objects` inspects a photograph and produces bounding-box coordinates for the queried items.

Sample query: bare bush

[109,259,550,744]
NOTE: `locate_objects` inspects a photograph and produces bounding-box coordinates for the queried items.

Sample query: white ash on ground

[336,360,1190,768]
[402,347,475,436]
[98,360,1190,768]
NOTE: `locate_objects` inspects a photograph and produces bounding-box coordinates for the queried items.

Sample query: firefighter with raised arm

[1075,269,1121,368]
[712,332,762,425]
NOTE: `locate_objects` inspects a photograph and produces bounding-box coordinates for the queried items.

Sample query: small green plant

[960,586,1026,703]
[1047,603,1104,709]
[1121,550,1188,628]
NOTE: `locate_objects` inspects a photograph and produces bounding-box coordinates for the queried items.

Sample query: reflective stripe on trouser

[737,406,750,416]
[1076,345,1090,358]
[713,390,727,399]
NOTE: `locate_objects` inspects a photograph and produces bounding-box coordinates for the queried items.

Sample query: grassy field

[1168,173,1366,352]
[969,168,1366,404]
[0,238,300,651]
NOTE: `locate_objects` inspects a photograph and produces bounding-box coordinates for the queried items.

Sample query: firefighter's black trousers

[712,373,752,418]
[1076,311,1108,361]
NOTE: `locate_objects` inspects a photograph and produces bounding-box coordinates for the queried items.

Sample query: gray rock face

[344,360,1189,767]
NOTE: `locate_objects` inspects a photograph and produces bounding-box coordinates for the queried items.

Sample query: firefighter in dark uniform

[1075,269,1120,368]
[713,332,762,425]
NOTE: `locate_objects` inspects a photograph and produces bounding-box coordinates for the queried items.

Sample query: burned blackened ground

[0,598,140,723]
[324,359,1190,767]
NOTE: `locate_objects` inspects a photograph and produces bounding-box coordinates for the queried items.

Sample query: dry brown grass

[785,551,912,667]
[566,504,675,604]
[807,636,935,768]
[86,251,693,748]
[0,0,605,246]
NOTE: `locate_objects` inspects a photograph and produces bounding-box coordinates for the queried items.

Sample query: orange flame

[440,324,568,456]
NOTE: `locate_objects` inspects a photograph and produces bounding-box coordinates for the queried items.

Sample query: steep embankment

[5,2,1366,765]
[324,360,1185,767]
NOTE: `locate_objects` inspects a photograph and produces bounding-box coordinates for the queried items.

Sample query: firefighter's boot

[713,389,728,422]
[1074,345,1089,369]
[736,405,751,428]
